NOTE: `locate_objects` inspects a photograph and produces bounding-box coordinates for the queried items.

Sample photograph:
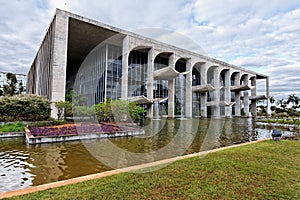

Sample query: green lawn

[0,122,25,133]
[8,140,300,200]
[258,118,300,125]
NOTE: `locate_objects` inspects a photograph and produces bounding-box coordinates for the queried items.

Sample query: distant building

[27,9,270,118]
[0,71,27,94]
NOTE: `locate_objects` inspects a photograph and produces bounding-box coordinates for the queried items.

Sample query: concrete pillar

[244,92,250,117]
[250,77,257,117]
[200,63,207,117]
[234,73,241,116]
[243,75,250,117]
[213,67,220,118]
[266,77,271,116]
[147,48,154,118]
[121,36,129,99]
[168,54,175,118]
[185,60,192,118]
[51,10,69,118]
[224,70,231,117]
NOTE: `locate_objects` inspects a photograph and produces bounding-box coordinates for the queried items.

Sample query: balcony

[192,84,215,93]
[230,84,252,92]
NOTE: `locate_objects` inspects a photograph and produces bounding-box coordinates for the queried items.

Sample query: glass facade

[175,59,187,115]
[128,50,147,97]
[74,43,123,106]
[154,56,169,99]
[192,66,202,116]
[106,45,122,100]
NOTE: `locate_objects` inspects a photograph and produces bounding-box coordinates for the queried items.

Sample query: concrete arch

[175,58,189,72]
[248,75,256,81]
[219,68,230,87]
[230,71,240,86]
[206,65,218,86]
[129,45,152,53]
[154,52,173,67]
[127,47,149,98]
[240,74,248,84]
[205,64,218,76]
[192,62,206,86]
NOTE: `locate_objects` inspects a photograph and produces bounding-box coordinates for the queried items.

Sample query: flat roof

[53,8,268,78]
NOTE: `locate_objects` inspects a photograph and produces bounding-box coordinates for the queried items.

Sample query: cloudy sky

[0,0,299,99]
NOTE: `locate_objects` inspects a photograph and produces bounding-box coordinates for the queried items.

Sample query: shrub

[0,94,51,122]
[95,99,146,123]
[0,122,25,132]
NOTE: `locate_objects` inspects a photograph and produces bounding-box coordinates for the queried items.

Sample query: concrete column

[244,92,250,117]
[200,63,207,117]
[266,76,271,116]
[213,67,220,118]
[185,60,192,118]
[250,77,257,117]
[243,75,250,117]
[224,70,231,117]
[235,92,241,116]
[147,48,154,118]
[51,10,69,118]
[234,73,241,116]
[168,54,175,118]
[121,36,129,99]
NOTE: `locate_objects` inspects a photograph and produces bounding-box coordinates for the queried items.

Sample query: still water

[0,118,281,193]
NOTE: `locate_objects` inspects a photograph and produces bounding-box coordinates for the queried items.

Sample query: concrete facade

[27,9,269,118]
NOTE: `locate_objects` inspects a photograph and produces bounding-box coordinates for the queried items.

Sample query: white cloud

[0,0,299,100]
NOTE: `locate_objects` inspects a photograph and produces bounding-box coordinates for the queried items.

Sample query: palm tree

[287,94,299,109]
[277,99,287,110]
[269,96,276,111]
[270,96,275,105]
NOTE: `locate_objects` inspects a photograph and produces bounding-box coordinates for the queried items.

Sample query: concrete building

[27,9,269,118]
[0,71,27,94]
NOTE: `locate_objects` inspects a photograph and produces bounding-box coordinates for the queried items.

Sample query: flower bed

[28,123,136,137]
[25,123,144,144]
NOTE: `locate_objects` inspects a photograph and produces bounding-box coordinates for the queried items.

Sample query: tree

[0,89,3,97]
[269,96,276,111]
[3,73,17,96]
[18,82,24,94]
[54,101,67,120]
[269,96,275,105]
[287,94,299,109]
[277,99,286,109]
[54,101,74,120]
[65,89,86,106]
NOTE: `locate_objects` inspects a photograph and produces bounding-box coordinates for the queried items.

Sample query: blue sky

[0,0,299,100]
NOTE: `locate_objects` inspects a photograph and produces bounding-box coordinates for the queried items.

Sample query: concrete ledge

[0,132,25,138]
[0,138,270,199]
[25,129,145,144]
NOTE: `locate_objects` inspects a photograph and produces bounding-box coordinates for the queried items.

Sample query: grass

[0,122,25,133]
[7,140,300,200]
[258,118,300,125]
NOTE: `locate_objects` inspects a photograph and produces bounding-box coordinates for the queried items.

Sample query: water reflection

[0,118,296,193]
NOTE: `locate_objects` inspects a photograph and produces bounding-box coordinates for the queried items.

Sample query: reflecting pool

[0,118,295,193]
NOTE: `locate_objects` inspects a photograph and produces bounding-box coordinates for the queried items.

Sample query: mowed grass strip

[7,140,300,200]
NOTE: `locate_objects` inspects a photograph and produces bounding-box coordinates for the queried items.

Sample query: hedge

[0,94,51,122]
